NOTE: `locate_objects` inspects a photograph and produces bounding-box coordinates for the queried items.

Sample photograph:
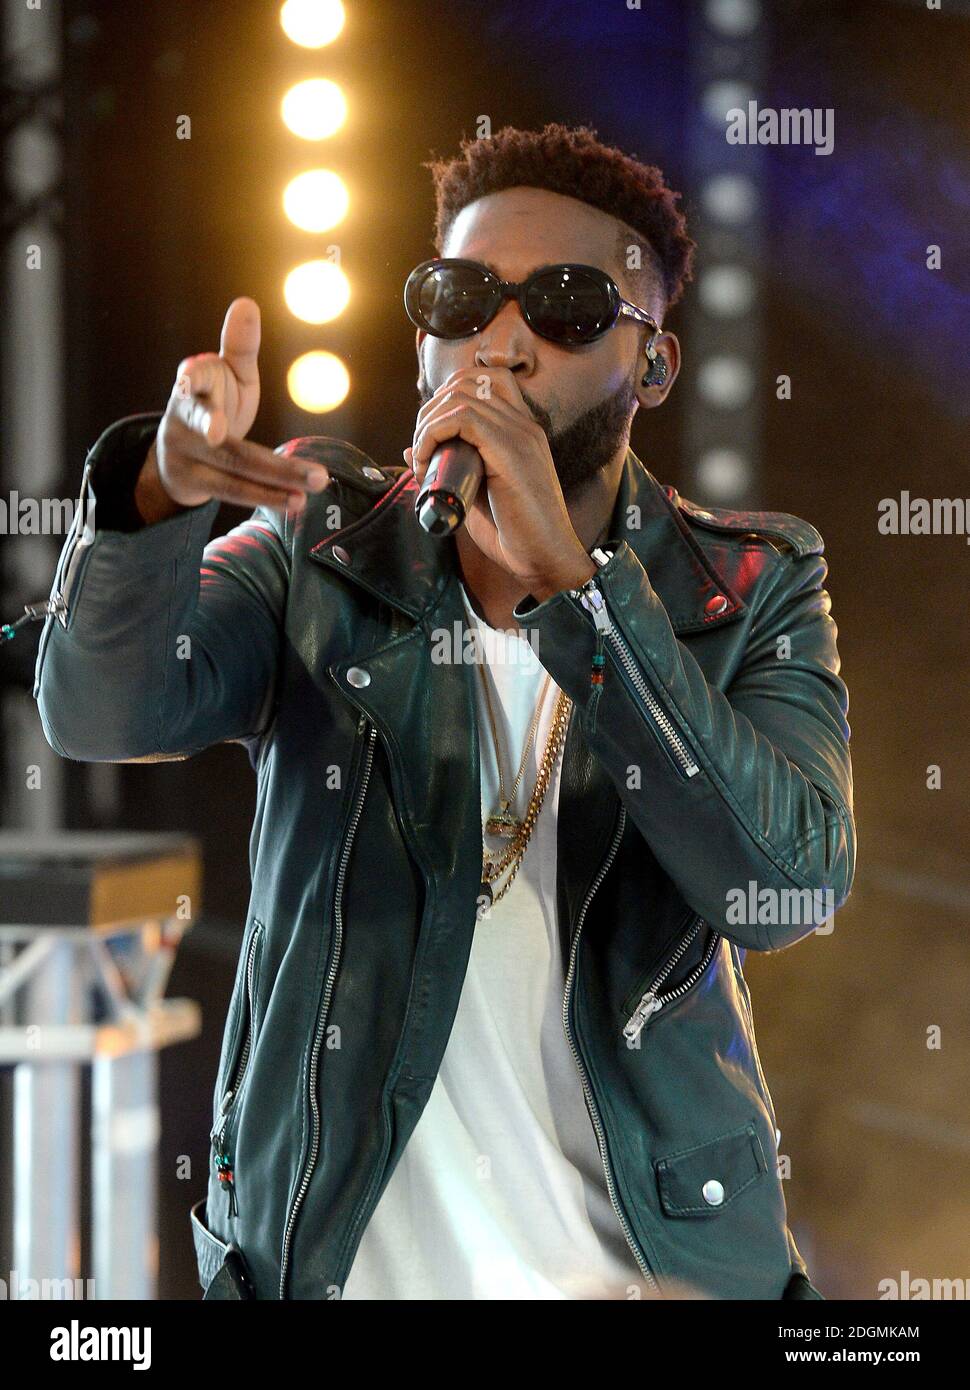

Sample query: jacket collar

[307,443,746,634]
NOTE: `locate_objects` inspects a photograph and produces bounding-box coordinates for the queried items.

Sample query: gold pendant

[485,804,522,839]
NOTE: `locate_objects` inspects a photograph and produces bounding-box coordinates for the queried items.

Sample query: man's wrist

[529,551,599,604]
[133,439,192,526]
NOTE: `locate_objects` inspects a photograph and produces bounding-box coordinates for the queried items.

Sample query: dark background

[1,0,968,1299]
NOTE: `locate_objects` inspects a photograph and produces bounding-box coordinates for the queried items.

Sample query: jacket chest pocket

[655,1122,768,1217]
[621,912,721,1044]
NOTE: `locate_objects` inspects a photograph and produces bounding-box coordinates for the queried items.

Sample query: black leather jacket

[34,412,854,1299]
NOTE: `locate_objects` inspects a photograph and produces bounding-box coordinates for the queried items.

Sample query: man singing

[35,123,854,1300]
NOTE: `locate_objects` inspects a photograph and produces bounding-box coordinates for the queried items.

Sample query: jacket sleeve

[512,540,855,951]
[33,413,290,763]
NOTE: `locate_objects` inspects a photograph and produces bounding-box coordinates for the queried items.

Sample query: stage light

[701,173,758,224]
[287,350,350,411]
[283,168,349,231]
[284,259,350,323]
[696,448,751,499]
[281,78,347,140]
[697,356,754,409]
[280,0,345,48]
[702,80,754,123]
[698,265,756,317]
[704,0,761,36]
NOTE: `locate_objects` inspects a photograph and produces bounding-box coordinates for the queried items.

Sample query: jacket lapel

[305,445,747,634]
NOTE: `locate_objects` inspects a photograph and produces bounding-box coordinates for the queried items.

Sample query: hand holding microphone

[404,366,596,601]
[414,438,484,536]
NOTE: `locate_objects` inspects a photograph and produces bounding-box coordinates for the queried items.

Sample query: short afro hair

[423,122,695,312]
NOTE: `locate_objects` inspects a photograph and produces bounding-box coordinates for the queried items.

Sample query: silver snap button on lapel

[362,466,384,481]
[702,1179,725,1207]
[705,593,728,616]
[346,667,371,688]
[332,544,351,565]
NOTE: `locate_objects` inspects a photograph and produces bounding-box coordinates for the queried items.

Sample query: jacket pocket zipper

[623,915,721,1044]
[279,709,377,1298]
[568,576,700,779]
[211,918,265,1217]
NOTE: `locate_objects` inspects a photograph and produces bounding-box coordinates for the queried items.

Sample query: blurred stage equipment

[1,0,67,832]
[0,832,202,1299]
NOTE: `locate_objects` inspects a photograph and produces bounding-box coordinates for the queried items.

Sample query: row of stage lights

[686,0,765,502]
[279,0,351,412]
[277,0,763,425]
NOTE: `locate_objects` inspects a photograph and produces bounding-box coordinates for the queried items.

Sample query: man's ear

[634,330,681,410]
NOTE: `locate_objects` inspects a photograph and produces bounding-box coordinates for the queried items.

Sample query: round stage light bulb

[702,80,755,124]
[705,0,761,36]
[696,449,751,500]
[283,168,349,232]
[280,0,345,48]
[284,260,350,323]
[287,351,350,412]
[698,265,756,317]
[697,355,754,409]
[281,79,347,140]
[701,173,758,225]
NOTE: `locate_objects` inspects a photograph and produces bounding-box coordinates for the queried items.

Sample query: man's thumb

[220,297,261,383]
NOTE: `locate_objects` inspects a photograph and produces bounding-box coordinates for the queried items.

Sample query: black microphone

[413,438,484,536]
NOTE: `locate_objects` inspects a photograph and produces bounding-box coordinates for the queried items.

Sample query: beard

[416,369,636,502]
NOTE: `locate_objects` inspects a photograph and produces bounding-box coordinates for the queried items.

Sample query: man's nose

[473,299,536,374]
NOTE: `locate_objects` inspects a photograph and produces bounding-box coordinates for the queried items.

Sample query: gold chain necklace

[480,686,572,906]
[476,657,552,838]
[461,583,573,907]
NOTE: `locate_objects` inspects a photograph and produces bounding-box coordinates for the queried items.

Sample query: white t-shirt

[340,581,648,1300]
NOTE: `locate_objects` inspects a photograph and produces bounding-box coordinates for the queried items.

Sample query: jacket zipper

[51,459,96,627]
[562,801,662,1297]
[568,576,699,779]
[278,606,408,1297]
[279,707,377,1298]
[210,919,264,1217]
[623,917,721,1044]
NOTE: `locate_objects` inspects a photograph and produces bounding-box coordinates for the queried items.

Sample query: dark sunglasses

[404,257,659,347]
